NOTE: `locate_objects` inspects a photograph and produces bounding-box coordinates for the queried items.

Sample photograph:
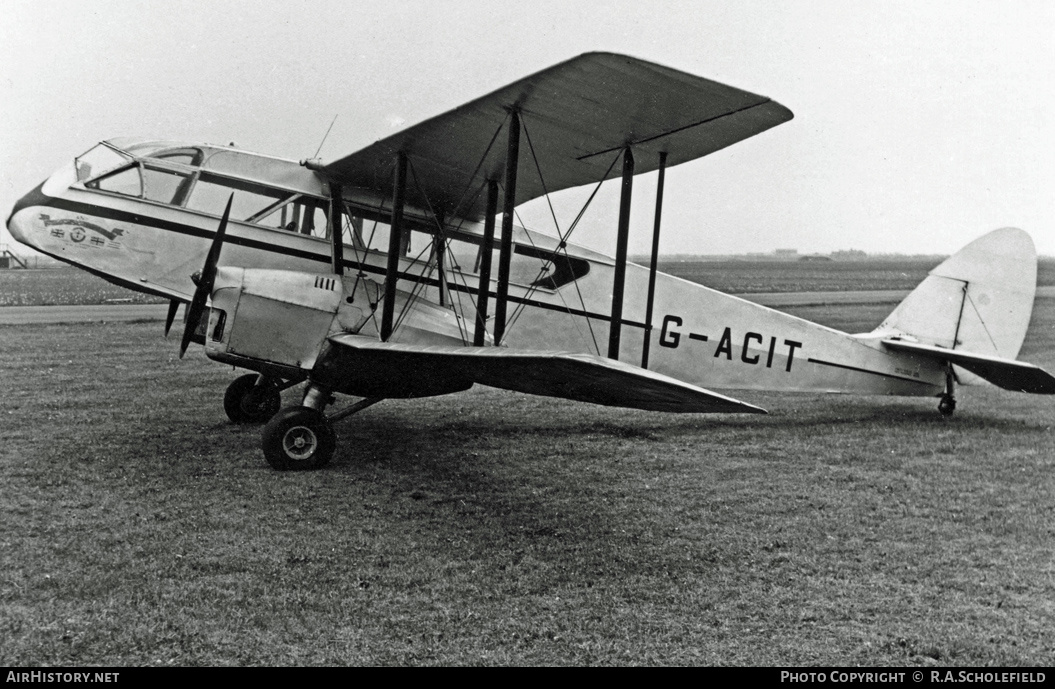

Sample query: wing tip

[740,402,769,415]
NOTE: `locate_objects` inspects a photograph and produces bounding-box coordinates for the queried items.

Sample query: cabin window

[343,215,366,248]
[443,234,483,274]
[304,203,329,238]
[142,166,192,205]
[184,172,331,234]
[448,239,588,291]
[485,245,549,286]
[356,218,394,254]
[307,204,330,238]
[85,165,142,197]
[340,222,585,292]
[251,197,329,237]
[186,173,293,223]
[353,219,435,258]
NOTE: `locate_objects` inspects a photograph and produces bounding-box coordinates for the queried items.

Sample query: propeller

[164,299,180,336]
[180,194,234,358]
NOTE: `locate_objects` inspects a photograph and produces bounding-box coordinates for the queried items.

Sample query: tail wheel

[224,374,281,424]
[261,406,336,471]
[938,367,956,418]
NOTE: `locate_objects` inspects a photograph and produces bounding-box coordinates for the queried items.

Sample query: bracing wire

[446,115,509,223]
[313,115,338,159]
[503,144,622,353]
[403,157,472,344]
[508,209,599,355]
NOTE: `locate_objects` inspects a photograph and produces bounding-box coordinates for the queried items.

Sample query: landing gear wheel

[261,406,336,471]
[224,374,281,424]
[938,367,957,418]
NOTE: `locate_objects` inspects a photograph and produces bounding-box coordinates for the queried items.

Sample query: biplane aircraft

[7,53,1054,470]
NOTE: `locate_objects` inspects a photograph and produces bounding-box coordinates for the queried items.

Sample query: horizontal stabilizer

[881,339,1055,394]
[324,335,767,414]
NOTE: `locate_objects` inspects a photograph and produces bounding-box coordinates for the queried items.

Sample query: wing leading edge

[319,334,767,414]
[323,52,792,221]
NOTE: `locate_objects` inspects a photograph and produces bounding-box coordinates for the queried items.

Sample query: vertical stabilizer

[872,228,1037,360]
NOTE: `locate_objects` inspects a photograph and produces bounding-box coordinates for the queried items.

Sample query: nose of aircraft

[6,180,48,245]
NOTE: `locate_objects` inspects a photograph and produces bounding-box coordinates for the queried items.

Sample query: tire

[938,395,956,417]
[224,374,281,424]
[261,406,336,471]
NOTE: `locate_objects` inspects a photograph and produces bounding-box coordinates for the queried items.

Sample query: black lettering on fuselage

[784,339,802,372]
[657,317,802,373]
[660,315,682,348]
[741,332,762,364]
[714,327,733,359]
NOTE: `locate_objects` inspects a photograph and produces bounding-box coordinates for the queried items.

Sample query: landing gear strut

[260,382,382,471]
[223,374,282,424]
[938,367,956,418]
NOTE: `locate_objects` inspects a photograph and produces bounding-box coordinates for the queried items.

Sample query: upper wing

[881,339,1055,394]
[323,52,792,221]
[320,334,767,414]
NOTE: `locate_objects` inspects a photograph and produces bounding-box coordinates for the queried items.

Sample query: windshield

[75,143,132,183]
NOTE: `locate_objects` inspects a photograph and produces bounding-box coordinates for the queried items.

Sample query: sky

[2,0,1052,257]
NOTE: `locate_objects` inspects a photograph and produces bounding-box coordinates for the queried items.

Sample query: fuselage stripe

[806,357,935,385]
[29,194,648,329]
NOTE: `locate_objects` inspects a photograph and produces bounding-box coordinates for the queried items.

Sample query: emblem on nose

[39,214,126,241]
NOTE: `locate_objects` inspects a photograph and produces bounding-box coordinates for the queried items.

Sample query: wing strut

[641,151,668,369]
[608,147,635,360]
[434,213,447,307]
[380,151,408,341]
[328,183,344,276]
[493,110,521,346]
[473,180,499,346]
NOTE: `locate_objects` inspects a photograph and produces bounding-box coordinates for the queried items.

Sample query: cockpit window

[75,144,132,183]
[85,165,142,197]
[78,146,331,236]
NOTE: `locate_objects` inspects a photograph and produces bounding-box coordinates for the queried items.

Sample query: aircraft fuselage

[7,138,947,399]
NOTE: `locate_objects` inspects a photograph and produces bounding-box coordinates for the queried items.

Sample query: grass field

[1,268,1054,665]
[0,267,167,307]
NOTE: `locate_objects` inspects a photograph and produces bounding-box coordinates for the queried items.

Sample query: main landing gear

[938,367,956,418]
[223,374,282,423]
[261,406,335,470]
[260,383,382,471]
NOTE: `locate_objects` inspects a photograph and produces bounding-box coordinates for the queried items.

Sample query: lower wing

[321,334,767,414]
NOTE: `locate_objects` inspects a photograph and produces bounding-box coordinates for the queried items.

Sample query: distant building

[830,249,868,260]
[773,248,798,257]
[0,246,29,269]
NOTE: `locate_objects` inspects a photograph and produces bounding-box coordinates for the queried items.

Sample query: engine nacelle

[204,265,478,380]
[205,267,346,373]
